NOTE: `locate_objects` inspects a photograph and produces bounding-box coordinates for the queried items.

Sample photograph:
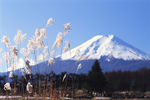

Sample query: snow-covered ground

[0,96,72,99]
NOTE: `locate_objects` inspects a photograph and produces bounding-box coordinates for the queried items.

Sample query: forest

[0,60,150,98]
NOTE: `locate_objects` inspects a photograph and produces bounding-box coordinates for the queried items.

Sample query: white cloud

[7,58,37,72]
[8,58,25,71]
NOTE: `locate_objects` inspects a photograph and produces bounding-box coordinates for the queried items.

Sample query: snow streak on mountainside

[61,35,150,61]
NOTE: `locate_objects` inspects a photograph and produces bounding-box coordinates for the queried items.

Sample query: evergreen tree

[87,60,107,93]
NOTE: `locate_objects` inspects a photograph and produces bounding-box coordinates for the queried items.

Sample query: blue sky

[0,0,150,55]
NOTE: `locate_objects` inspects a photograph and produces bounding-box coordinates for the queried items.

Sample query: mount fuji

[61,35,149,61]
[1,34,150,76]
[56,34,150,73]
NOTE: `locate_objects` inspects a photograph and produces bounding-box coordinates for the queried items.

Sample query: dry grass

[0,17,74,99]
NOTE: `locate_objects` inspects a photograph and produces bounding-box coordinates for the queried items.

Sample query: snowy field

[0,96,148,100]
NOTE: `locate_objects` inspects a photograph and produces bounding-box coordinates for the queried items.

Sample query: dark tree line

[105,67,150,93]
[0,60,150,96]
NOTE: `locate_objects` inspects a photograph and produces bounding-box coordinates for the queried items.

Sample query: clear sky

[0,0,150,55]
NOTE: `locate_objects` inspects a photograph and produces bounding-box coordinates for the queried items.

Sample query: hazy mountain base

[1,56,150,76]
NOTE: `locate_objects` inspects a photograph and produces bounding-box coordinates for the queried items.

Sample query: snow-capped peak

[61,34,150,61]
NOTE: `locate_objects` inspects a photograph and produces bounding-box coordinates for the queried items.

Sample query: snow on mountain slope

[1,34,150,76]
[61,35,150,61]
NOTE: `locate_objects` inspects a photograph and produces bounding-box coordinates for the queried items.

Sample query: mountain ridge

[61,34,150,61]
[1,34,150,76]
